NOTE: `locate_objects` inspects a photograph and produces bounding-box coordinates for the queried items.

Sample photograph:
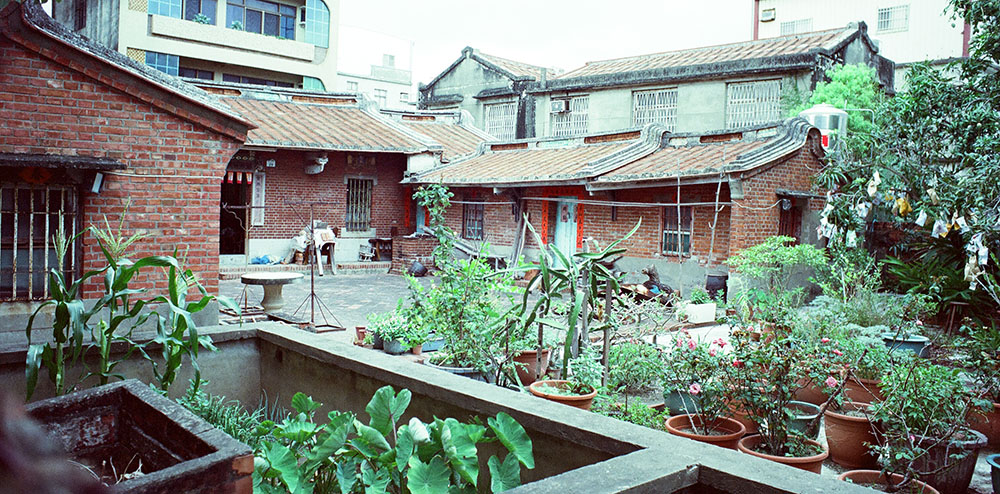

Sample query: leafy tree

[787,63,883,136]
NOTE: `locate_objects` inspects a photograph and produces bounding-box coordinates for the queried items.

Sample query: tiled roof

[416,141,632,185]
[556,28,851,79]
[221,96,435,153]
[399,120,489,162]
[475,50,561,80]
[597,140,768,180]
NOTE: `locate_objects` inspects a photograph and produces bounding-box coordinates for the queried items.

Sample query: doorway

[553,197,577,258]
[220,179,250,255]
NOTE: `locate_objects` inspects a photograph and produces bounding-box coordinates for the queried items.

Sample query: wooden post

[602,278,613,386]
[535,321,544,382]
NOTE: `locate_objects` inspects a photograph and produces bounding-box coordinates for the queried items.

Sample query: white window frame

[632,88,678,130]
[346,81,358,91]
[399,92,409,104]
[373,88,387,106]
[780,18,813,35]
[662,206,693,256]
[483,101,518,141]
[551,95,589,137]
[725,79,782,129]
[877,5,909,33]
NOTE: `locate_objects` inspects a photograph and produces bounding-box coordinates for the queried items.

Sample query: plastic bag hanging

[915,210,928,227]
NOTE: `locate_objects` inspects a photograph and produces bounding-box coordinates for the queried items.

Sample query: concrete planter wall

[26,380,253,493]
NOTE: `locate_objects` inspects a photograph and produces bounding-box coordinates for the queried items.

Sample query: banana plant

[254,385,534,494]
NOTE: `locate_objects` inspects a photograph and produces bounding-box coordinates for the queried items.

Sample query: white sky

[339,0,753,86]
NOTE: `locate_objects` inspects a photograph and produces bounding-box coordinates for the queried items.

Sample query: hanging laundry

[915,211,928,227]
[926,188,939,205]
[846,230,858,247]
[932,219,948,237]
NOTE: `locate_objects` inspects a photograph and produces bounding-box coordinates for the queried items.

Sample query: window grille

[726,80,782,129]
[345,178,373,231]
[462,200,484,240]
[780,18,812,35]
[145,51,180,76]
[662,206,692,256]
[483,102,518,140]
[632,88,678,130]
[1,184,79,302]
[374,89,388,107]
[877,5,909,33]
[551,96,589,137]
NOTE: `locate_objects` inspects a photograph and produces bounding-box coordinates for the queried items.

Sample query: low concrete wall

[1,322,873,493]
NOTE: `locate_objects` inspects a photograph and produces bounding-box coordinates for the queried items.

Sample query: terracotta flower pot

[844,377,884,404]
[911,429,987,494]
[411,344,423,355]
[665,414,746,449]
[512,348,551,385]
[793,378,828,406]
[736,435,828,474]
[837,470,939,493]
[528,380,597,410]
[824,401,878,469]
[968,401,1000,447]
[726,401,758,434]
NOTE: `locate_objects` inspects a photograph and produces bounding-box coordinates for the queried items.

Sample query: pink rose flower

[688,340,696,350]
[915,320,923,326]
[715,338,726,347]
[832,349,843,356]
[732,359,743,368]
[825,376,838,388]
[676,338,683,347]
[709,348,718,357]
[688,383,702,395]
[821,337,830,343]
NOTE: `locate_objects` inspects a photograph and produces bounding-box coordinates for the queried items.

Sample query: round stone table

[240,272,303,312]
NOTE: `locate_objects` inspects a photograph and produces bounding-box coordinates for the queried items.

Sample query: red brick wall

[729,140,824,254]
[249,150,408,239]
[0,37,242,296]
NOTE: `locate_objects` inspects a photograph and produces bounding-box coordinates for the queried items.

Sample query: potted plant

[529,347,601,410]
[962,321,1000,446]
[725,325,829,473]
[367,312,410,355]
[868,359,990,494]
[837,470,939,493]
[661,334,746,449]
[987,454,1000,494]
[680,288,717,324]
[882,320,931,357]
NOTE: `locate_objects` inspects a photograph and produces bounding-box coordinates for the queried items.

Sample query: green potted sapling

[681,287,717,324]
[529,346,601,410]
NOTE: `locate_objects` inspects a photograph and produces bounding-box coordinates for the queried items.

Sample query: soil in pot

[512,348,551,385]
[736,435,828,474]
[844,377,884,404]
[664,414,746,449]
[910,429,987,494]
[968,401,1000,447]
[825,401,879,470]
[528,380,597,410]
[837,470,940,494]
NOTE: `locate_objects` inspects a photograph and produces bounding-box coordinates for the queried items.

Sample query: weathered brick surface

[0,36,243,296]
[249,150,410,239]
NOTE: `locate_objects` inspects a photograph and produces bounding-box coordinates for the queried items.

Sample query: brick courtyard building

[0,1,250,329]
[406,118,825,292]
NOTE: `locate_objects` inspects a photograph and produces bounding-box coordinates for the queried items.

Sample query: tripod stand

[285,199,344,331]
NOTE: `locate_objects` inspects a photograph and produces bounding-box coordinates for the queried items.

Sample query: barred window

[632,88,678,130]
[483,101,517,140]
[877,5,909,33]
[345,178,373,231]
[726,80,782,129]
[551,95,589,137]
[462,200,484,240]
[780,18,812,35]
[1,184,80,301]
[662,206,692,256]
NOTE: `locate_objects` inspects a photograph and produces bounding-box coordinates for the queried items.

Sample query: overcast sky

[340,0,753,86]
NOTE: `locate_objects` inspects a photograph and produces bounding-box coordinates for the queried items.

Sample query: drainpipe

[752,0,760,40]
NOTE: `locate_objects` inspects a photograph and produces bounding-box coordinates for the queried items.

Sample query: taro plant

[254,385,535,494]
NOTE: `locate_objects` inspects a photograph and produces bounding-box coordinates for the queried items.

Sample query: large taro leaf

[335,457,359,494]
[366,385,411,437]
[488,454,522,493]
[395,424,415,472]
[407,456,451,494]
[487,413,534,469]
[291,392,322,415]
[350,420,392,458]
[360,461,390,494]
[264,443,313,494]
[441,418,479,486]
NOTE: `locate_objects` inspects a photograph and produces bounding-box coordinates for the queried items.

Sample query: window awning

[0,153,125,170]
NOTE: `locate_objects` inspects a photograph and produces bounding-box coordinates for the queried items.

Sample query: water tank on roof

[798,103,848,150]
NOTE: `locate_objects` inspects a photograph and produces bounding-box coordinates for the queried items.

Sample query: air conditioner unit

[550,100,569,113]
[760,8,776,22]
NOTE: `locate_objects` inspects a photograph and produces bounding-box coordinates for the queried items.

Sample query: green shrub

[607,342,663,393]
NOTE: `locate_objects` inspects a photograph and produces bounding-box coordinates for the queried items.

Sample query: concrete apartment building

[420,25,892,139]
[753,0,968,90]
[52,0,340,90]
[335,26,416,110]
